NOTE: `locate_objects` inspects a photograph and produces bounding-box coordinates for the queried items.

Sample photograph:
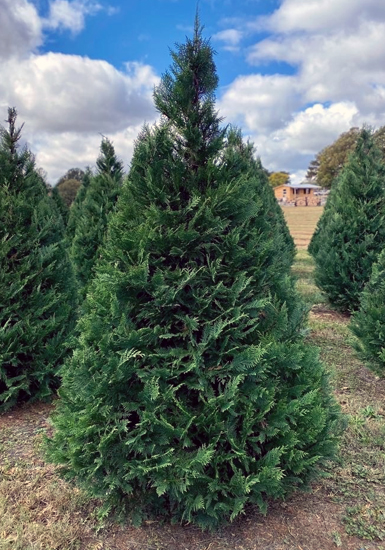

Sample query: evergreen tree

[350,249,385,373]
[310,129,385,312]
[70,139,123,295]
[47,22,341,529]
[51,185,70,225]
[66,168,93,242]
[0,108,77,411]
[308,181,338,257]
[222,128,295,271]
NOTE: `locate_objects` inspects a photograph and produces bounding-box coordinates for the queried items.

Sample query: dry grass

[1,208,385,549]
[282,206,323,249]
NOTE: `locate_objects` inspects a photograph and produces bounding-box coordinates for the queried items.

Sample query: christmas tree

[51,185,70,225]
[310,129,385,312]
[66,168,93,242]
[0,108,77,411]
[70,139,124,295]
[351,249,385,373]
[47,21,341,529]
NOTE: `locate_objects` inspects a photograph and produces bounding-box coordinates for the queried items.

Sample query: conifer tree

[66,168,93,242]
[350,249,385,373]
[223,127,295,271]
[310,129,385,312]
[70,139,123,295]
[47,22,341,529]
[0,108,77,411]
[308,182,337,257]
[51,185,70,225]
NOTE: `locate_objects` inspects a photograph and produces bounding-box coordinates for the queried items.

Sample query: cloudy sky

[1,0,385,184]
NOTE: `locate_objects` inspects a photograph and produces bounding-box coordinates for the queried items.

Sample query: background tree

[56,178,82,207]
[308,128,360,188]
[0,108,77,411]
[56,168,85,206]
[223,131,295,273]
[47,21,341,530]
[268,171,290,188]
[311,129,385,311]
[305,158,320,182]
[66,168,93,242]
[51,185,70,225]
[56,167,85,187]
[306,126,385,188]
[350,249,385,374]
[70,139,123,295]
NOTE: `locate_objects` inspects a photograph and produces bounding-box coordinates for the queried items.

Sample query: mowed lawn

[282,205,323,249]
[1,206,385,550]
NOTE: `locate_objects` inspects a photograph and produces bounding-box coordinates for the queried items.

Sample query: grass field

[1,208,384,550]
[282,206,323,249]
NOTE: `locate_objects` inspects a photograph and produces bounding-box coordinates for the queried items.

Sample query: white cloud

[263,0,385,34]
[218,0,385,177]
[0,0,42,60]
[233,102,359,176]
[0,0,159,183]
[213,28,243,52]
[219,74,301,133]
[44,0,105,34]
[30,124,143,182]
[0,54,158,134]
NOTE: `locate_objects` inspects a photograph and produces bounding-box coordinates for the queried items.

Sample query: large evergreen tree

[0,109,77,411]
[70,139,123,295]
[310,129,385,312]
[47,22,341,529]
[350,249,385,373]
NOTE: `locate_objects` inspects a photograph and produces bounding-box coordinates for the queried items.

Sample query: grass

[283,205,323,249]
[1,206,385,549]
[310,312,385,544]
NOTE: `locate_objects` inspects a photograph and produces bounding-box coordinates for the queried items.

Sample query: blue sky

[38,0,287,86]
[2,0,385,183]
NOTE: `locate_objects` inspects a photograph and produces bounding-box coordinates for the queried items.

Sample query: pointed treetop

[96,138,124,181]
[1,108,24,157]
[153,18,219,120]
[153,17,224,173]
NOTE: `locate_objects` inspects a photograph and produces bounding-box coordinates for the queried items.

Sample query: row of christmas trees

[309,129,385,374]
[1,21,347,529]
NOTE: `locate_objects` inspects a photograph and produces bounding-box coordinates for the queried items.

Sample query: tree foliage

[306,125,385,188]
[51,185,70,225]
[47,21,341,530]
[268,171,290,188]
[0,108,77,411]
[306,128,360,188]
[350,249,385,374]
[70,139,124,295]
[310,129,385,311]
[66,168,93,243]
[57,167,85,187]
[56,178,82,207]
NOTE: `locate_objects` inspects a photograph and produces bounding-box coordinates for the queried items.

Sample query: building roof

[274,183,321,190]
